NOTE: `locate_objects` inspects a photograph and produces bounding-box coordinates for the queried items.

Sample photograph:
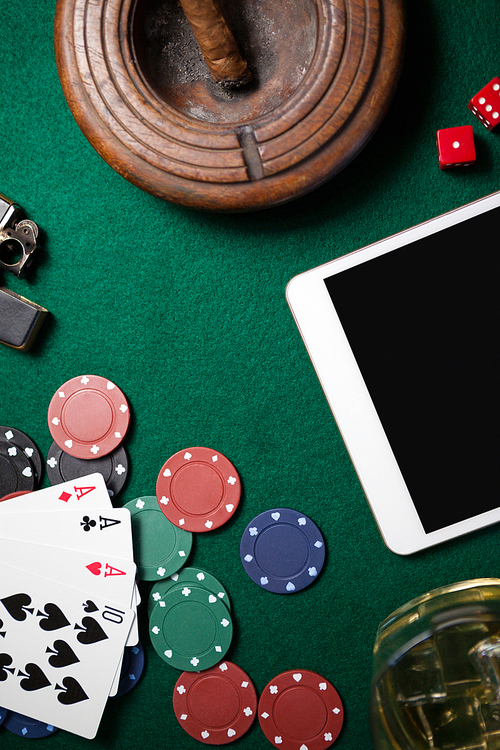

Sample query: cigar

[178,0,252,87]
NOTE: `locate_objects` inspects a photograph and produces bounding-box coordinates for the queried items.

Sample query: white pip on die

[468,77,500,130]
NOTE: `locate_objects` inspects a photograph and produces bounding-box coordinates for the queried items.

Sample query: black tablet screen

[324,206,500,533]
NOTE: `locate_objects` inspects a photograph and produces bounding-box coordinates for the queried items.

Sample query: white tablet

[287,191,500,555]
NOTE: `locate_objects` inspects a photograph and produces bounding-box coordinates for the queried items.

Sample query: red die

[468,77,500,130]
[436,126,476,169]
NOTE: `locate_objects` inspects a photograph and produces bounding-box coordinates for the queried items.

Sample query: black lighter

[0,193,48,351]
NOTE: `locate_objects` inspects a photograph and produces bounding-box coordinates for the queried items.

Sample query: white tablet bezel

[286,191,500,555]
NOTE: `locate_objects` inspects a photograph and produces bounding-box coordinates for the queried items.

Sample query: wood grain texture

[54,0,405,212]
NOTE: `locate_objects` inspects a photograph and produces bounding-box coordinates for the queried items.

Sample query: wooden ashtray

[54,0,404,212]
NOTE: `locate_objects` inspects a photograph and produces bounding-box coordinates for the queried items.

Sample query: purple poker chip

[240,508,326,594]
[3,711,59,738]
[112,642,145,698]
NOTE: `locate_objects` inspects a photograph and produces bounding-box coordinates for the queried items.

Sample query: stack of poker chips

[125,447,241,675]
[45,375,130,500]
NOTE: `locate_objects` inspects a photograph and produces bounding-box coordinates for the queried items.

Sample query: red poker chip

[156,447,241,532]
[47,375,130,460]
[173,661,257,744]
[0,490,30,503]
[258,670,344,750]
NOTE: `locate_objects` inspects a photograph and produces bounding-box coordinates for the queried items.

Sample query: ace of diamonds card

[0,560,134,738]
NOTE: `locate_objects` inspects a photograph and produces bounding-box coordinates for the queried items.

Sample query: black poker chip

[0,705,8,727]
[45,441,129,499]
[0,426,43,488]
[0,440,36,499]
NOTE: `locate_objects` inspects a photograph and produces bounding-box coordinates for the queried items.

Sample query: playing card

[0,539,136,612]
[0,508,133,559]
[0,560,134,738]
[0,473,111,514]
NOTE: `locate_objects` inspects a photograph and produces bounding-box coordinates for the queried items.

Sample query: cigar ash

[139,0,317,122]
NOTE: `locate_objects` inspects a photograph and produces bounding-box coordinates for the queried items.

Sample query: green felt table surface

[1,0,500,747]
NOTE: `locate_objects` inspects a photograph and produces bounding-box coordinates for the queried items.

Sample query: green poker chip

[125,496,192,581]
[149,585,233,671]
[148,566,231,616]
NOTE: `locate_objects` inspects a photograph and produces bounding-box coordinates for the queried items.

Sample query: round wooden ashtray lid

[55,0,404,212]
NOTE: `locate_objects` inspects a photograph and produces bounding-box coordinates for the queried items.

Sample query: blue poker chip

[3,711,59,738]
[113,641,145,698]
[0,706,8,727]
[240,508,326,593]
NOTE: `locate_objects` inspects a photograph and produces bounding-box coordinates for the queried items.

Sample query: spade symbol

[37,603,70,632]
[0,653,15,681]
[83,600,99,613]
[74,616,108,645]
[46,640,80,668]
[55,676,89,705]
[18,663,51,691]
[1,593,34,621]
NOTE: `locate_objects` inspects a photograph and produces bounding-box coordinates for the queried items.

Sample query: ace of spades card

[0,560,134,738]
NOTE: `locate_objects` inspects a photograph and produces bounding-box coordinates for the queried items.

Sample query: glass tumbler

[371,578,500,750]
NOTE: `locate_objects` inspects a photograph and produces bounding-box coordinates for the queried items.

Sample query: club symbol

[81,516,97,532]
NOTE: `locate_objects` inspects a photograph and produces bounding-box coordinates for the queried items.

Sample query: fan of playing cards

[0,474,138,739]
